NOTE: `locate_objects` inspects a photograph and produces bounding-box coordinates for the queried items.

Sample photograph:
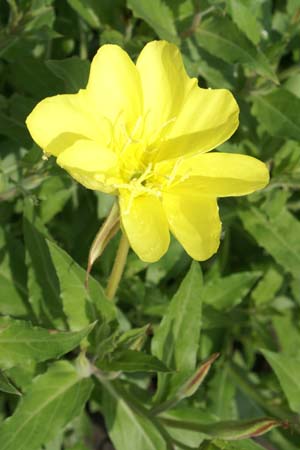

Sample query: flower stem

[106,233,129,301]
[85,202,120,288]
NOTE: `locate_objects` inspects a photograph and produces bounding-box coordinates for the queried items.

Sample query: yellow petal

[87,44,142,128]
[136,41,194,140]
[119,193,170,262]
[156,87,239,161]
[163,193,221,261]
[157,152,269,197]
[57,140,120,192]
[26,90,108,156]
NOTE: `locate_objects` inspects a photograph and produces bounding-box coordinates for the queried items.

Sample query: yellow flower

[26,41,269,263]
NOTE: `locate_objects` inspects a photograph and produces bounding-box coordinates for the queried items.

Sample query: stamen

[143,116,177,158]
[112,162,161,215]
[124,190,135,215]
[136,163,152,184]
[152,116,177,143]
[166,157,184,186]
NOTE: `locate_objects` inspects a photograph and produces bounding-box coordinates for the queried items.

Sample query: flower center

[105,112,177,179]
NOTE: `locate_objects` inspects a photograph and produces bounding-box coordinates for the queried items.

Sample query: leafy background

[1,0,300,449]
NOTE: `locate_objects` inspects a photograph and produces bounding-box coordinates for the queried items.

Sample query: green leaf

[8,57,63,99]
[0,229,28,317]
[213,439,268,449]
[183,41,238,90]
[0,371,21,395]
[163,408,216,448]
[272,140,300,184]
[272,312,300,357]
[202,271,261,311]
[208,363,237,420]
[0,95,34,146]
[66,0,100,28]
[47,239,116,330]
[251,266,283,306]
[261,349,300,413]
[127,0,179,43]
[161,416,280,440]
[227,0,262,45]
[196,16,277,83]
[46,57,90,93]
[0,316,94,370]
[116,324,150,351]
[146,239,183,284]
[0,361,93,450]
[239,206,300,276]
[23,216,64,327]
[68,444,89,450]
[101,380,168,450]
[152,262,203,402]
[37,176,74,224]
[151,354,219,415]
[97,349,170,373]
[252,88,300,140]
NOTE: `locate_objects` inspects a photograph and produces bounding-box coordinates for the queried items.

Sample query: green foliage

[0,316,94,369]
[1,0,300,449]
[261,349,300,414]
[0,361,93,450]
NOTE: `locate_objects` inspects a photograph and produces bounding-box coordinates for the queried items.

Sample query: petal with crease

[26,90,108,156]
[156,152,269,197]
[87,44,142,128]
[156,87,239,161]
[119,193,170,262]
[136,40,195,140]
[163,193,221,261]
[57,140,120,192]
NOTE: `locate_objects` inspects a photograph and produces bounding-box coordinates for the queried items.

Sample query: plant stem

[106,233,129,301]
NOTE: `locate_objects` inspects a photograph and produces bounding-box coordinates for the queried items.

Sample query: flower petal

[136,41,194,140]
[119,193,170,262]
[157,152,269,197]
[162,193,221,261]
[57,140,120,192]
[87,44,142,128]
[26,90,108,156]
[156,87,239,161]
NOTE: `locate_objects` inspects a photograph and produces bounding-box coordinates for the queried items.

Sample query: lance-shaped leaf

[0,228,29,317]
[152,262,203,403]
[0,371,21,395]
[251,88,300,141]
[0,316,94,370]
[213,439,268,449]
[162,408,217,449]
[46,57,90,93]
[97,349,170,373]
[152,354,219,415]
[207,362,236,420]
[202,272,261,311]
[100,378,170,450]
[226,0,262,44]
[127,0,178,43]
[196,16,277,83]
[66,0,101,28]
[261,349,300,413]
[47,240,116,330]
[23,217,64,327]
[239,206,300,276]
[0,361,93,450]
[160,416,280,441]
[116,324,151,351]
